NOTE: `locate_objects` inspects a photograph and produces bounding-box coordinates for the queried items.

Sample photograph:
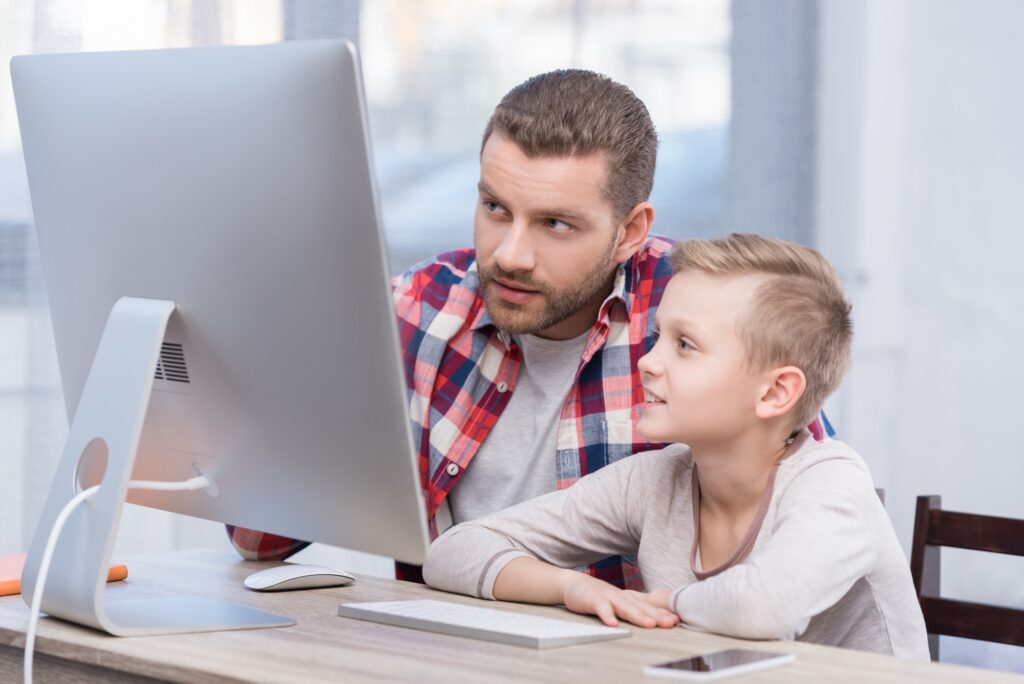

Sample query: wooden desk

[0,549,1018,683]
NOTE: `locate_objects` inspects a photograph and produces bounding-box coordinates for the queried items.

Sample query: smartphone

[643,649,794,681]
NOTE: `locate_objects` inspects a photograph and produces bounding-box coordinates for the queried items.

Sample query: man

[229,69,823,587]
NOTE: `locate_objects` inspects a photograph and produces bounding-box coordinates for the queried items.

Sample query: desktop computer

[11,40,429,636]
[11,43,630,673]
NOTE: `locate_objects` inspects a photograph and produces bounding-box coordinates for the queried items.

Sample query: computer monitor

[11,40,429,635]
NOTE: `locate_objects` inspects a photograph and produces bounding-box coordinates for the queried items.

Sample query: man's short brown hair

[669,234,853,429]
[482,69,658,220]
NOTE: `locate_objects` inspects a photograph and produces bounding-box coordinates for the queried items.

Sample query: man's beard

[478,241,618,336]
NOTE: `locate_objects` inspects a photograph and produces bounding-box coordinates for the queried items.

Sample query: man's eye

[484,200,506,215]
[544,218,572,233]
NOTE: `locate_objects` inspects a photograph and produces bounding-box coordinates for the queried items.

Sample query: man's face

[636,271,768,447]
[474,133,622,340]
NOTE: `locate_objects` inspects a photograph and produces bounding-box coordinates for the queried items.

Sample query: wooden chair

[910,495,1024,660]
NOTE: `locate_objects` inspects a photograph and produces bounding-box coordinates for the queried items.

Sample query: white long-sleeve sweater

[423,434,930,660]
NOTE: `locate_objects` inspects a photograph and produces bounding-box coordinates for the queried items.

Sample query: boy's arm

[424,452,679,628]
[423,452,652,599]
[668,459,878,640]
[492,556,678,628]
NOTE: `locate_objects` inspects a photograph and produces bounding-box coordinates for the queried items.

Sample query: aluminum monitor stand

[20,297,294,636]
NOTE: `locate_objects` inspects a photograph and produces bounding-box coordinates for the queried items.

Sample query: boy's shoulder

[789,435,869,468]
[777,436,877,500]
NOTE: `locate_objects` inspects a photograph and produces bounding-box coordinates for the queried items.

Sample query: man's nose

[492,222,535,273]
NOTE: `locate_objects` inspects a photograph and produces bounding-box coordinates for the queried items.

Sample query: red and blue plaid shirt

[229,237,672,587]
[227,236,830,587]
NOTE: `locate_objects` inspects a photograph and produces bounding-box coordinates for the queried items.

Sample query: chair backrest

[910,494,1024,660]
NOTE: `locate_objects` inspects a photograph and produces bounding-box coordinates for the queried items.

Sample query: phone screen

[652,649,789,672]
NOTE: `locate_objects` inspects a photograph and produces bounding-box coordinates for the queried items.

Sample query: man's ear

[612,201,654,263]
[755,366,806,420]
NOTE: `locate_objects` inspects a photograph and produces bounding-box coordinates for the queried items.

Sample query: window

[0,0,731,558]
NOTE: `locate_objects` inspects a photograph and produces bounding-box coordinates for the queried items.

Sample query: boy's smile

[637,270,768,447]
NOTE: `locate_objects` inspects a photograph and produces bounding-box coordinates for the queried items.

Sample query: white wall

[818,0,1024,667]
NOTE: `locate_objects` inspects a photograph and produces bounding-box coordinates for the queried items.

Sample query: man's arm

[225,525,310,561]
[223,272,417,561]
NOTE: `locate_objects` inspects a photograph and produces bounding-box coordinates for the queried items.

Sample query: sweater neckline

[689,430,810,579]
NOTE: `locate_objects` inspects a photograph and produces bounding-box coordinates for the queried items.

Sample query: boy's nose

[493,222,536,273]
[637,350,658,375]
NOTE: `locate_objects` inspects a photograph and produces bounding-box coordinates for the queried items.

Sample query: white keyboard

[337,599,631,649]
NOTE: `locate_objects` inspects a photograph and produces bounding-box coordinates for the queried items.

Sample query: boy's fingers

[595,601,619,627]
[632,598,665,621]
[604,592,677,629]
[647,605,677,628]
[656,611,679,628]
[614,597,656,628]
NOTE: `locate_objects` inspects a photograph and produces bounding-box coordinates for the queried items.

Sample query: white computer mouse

[244,563,356,592]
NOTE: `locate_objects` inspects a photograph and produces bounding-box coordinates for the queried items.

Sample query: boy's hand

[643,588,674,611]
[559,572,679,628]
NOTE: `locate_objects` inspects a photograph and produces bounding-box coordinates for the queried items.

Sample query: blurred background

[1,0,1021,672]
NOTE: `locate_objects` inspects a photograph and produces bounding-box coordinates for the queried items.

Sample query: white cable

[126,476,211,492]
[24,475,210,684]
[23,485,98,684]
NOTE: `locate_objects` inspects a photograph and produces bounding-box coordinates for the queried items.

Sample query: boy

[423,234,929,659]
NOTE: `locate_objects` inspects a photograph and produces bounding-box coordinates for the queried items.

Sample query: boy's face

[636,270,768,446]
[473,133,624,340]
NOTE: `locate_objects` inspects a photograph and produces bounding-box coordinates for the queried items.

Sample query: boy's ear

[755,366,806,420]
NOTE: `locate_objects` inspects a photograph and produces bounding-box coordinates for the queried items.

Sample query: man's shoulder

[621,235,675,314]
[392,249,481,303]
[630,235,671,278]
[396,248,479,284]
[634,235,675,268]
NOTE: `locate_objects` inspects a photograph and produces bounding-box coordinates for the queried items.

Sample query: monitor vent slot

[154,342,190,383]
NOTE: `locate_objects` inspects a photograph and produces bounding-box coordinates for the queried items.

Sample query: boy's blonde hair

[669,233,853,429]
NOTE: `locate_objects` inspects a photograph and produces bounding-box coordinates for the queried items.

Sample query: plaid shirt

[227,236,829,587]
[229,236,672,586]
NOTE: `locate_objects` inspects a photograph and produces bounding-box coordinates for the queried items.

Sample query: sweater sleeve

[423,453,649,599]
[671,458,878,640]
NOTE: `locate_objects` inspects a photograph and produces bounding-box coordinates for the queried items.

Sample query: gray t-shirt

[446,330,589,527]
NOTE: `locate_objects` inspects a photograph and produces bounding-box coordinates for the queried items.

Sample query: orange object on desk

[0,553,128,597]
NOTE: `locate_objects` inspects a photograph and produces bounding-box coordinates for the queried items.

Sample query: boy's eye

[677,337,695,352]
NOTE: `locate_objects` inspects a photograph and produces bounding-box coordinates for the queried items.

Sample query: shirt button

[496,381,509,393]
[446,463,460,477]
